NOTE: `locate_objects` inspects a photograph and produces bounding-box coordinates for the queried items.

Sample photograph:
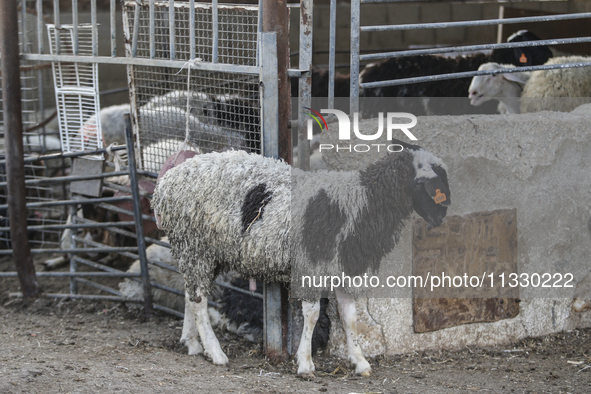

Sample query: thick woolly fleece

[151,148,435,303]
[521,56,591,113]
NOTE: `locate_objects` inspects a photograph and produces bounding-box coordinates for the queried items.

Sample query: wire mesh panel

[122,1,261,172]
[48,24,103,158]
[0,6,66,251]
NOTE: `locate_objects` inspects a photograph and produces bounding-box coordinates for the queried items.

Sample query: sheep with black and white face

[151,142,450,376]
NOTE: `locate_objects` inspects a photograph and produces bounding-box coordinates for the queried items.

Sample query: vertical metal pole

[36,0,43,54]
[91,0,98,57]
[256,0,263,66]
[328,0,337,109]
[189,0,195,60]
[20,0,28,52]
[124,114,153,318]
[73,0,79,55]
[261,0,290,362]
[212,0,218,63]
[168,0,175,60]
[149,0,155,59]
[131,1,141,57]
[111,0,117,57]
[350,0,360,114]
[68,206,78,295]
[53,0,61,54]
[260,33,279,159]
[297,0,313,171]
[0,0,38,298]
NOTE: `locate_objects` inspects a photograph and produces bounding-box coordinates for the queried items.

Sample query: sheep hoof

[297,371,316,380]
[208,351,229,365]
[182,337,203,356]
[355,360,372,376]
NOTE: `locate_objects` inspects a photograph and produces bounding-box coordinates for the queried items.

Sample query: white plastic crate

[48,24,103,158]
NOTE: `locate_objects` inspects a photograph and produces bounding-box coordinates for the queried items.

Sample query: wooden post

[0,0,38,298]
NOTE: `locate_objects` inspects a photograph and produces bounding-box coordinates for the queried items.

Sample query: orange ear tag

[433,189,447,204]
[519,53,528,64]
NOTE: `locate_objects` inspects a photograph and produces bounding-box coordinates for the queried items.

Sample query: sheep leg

[187,291,229,365]
[296,300,320,376]
[180,293,203,355]
[335,289,371,376]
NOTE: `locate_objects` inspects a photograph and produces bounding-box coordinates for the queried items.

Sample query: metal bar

[0,144,127,165]
[189,0,195,59]
[75,217,172,253]
[297,0,313,172]
[360,36,591,62]
[111,0,117,57]
[21,0,28,52]
[149,0,155,58]
[350,0,360,114]
[256,0,263,66]
[125,113,153,318]
[168,0,175,60]
[53,0,60,54]
[212,0,218,63]
[360,61,591,89]
[0,171,129,187]
[96,201,157,222]
[153,304,184,318]
[215,280,264,300]
[260,32,279,159]
[0,272,140,277]
[0,0,38,298]
[21,54,261,74]
[75,277,122,296]
[72,0,79,55]
[263,282,283,361]
[131,0,141,57]
[328,0,336,109]
[36,0,43,54]
[360,12,591,32]
[0,196,131,210]
[0,221,137,232]
[73,256,130,275]
[103,181,153,197]
[9,292,142,302]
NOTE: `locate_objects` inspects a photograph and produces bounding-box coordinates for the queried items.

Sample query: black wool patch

[241,183,273,233]
[302,189,346,265]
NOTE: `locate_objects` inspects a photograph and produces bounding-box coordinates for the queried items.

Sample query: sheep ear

[501,72,527,85]
[423,177,450,206]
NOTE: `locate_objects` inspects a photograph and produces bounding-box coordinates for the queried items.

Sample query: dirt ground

[1,294,590,394]
[1,255,591,394]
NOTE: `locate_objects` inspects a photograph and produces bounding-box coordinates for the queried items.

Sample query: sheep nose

[468,90,477,98]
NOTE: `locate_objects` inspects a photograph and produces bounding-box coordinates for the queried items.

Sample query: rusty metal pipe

[0,0,38,298]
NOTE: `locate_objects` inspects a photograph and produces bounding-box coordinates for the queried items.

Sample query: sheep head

[408,148,450,228]
[468,63,530,107]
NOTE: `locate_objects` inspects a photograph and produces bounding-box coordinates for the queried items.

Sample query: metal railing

[347,2,591,113]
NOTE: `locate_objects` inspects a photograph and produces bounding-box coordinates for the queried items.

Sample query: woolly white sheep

[520,56,591,113]
[118,237,185,312]
[142,139,201,174]
[468,57,591,114]
[151,143,451,376]
[81,104,248,152]
[468,63,531,114]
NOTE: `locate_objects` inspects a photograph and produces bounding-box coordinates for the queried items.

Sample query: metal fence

[1,1,303,360]
[346,0,591,113]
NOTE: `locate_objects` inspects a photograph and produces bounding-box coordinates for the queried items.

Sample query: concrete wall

[321,104,591,356]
